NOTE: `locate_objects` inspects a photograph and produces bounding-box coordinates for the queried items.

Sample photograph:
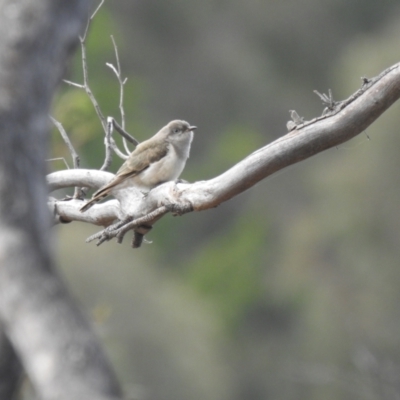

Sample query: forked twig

[99,118,138,167]
[108,117,139,145]
[81,0,105,47]
[64,0,113,170]
[86,206,169,247]
[63,0,138,172]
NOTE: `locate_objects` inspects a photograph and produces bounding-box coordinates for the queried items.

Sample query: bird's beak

[188,126,197,131]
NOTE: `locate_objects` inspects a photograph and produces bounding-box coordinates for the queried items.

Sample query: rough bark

[0,0,123,399]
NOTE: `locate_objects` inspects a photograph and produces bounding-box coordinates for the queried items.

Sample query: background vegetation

[51,1,400,399]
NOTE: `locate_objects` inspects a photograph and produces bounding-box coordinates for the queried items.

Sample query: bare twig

[63,65,101,123]
[107,34,130,154]
[79,35,107,131]
[63,1,138,173]
[46,158,70,169]
[50,117,84,199]
[61,0,143,180]
[81,0,105,43]
[63,0,112,172]
[50,117,80,169]
[99,117,139,170]
[62,81,84,89]
[74,0,108,131]
[99,118,115,170]
[111,35,125,127]
[101,117,139,162]
[108,117,139,145]
[109,138,129,160]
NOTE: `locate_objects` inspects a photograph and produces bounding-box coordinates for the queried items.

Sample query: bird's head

[167,120,197,136]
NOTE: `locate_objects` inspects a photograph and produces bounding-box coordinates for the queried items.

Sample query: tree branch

[49,61,400,246]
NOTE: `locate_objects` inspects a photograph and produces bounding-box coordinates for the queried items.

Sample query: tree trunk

[0,1,123,398]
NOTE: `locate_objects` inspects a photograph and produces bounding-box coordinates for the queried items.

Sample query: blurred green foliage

[185,214,269,328]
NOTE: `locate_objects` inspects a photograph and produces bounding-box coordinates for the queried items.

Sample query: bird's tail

[79,190,109,212]
[79,175,122,212]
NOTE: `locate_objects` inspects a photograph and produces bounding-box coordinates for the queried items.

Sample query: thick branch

[48,169,114,192]
[185,62,400,210]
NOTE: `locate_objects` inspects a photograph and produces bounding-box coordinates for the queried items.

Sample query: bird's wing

[98,139,169,193]
[116,138,169,178]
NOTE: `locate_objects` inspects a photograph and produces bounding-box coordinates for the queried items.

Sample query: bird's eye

[173,128,180,133]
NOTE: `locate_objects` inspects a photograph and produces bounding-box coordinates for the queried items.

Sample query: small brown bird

[80,120,196,212]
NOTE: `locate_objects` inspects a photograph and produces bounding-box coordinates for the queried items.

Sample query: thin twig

[63,41,107,132]
[110,36,125,128]
[107,35,130,154]
[50,116,84,199]
[109,137,129,160]
[80,36,107,132]
[81,0,105,42]
[90,0,105,21]
[99,118,114,171]
[108,117,139,145]
[46,158,70,169]
[100,118,138,163]
[50,117,80,169]
[65,0,113,171]
[63,0,137,173]
[63,80,84,89]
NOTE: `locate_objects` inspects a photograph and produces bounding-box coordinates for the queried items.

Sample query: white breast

[137,144,192,190]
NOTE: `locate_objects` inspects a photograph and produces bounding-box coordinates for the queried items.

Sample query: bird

[80,120,197,212]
